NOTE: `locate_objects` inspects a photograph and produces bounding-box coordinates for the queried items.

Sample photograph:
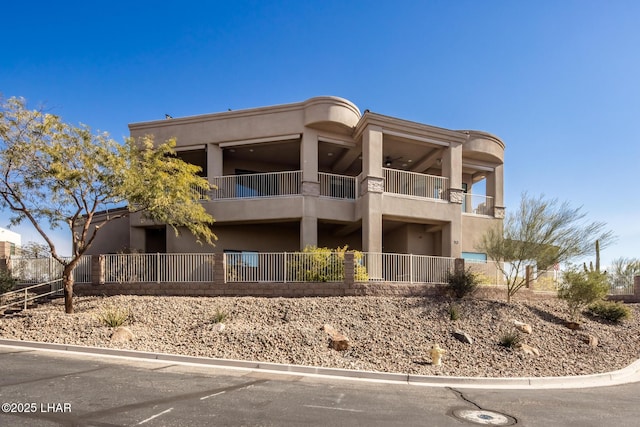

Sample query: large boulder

[323,324,350,351]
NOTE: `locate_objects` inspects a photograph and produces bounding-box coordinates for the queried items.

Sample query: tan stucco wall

[167,222,300,253]
[382,224,440,256]
[461,214,502,254]
[317,230,362,251]
[80,213,131,255]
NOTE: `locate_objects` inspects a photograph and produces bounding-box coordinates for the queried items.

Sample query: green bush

[0,269,16,294]
[499,330,522,348]
[588,300,631,323]
[97,304,131,328]
[446,268,479,299]
[449,304,461,321]
[289,246,368,282]
[211,308,228,324]
[558,269,609,322]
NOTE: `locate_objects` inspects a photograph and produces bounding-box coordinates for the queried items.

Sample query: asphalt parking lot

[1,345,639,426]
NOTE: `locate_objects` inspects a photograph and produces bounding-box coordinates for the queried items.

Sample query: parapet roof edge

[128,96,361,131]
[459,129,506,149]
[354,111,469,144]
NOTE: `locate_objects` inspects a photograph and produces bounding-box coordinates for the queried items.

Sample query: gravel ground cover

[1,295,639,378]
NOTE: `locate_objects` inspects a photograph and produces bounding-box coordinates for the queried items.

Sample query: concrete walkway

[2,338,639,390]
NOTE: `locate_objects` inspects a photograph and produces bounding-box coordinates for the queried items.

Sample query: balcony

[210,171,302,199]
[383,168,449,201]
[206,169,493,217]
[319,172,357,199]
[462,193,494,216]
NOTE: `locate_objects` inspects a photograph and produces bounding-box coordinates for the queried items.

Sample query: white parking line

[304,404,363,413]
[200,391,226,400]
[137,408,174,425]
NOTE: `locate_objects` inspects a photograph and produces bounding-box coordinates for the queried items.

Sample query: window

[10,243,15,256]
[462,252,487,262]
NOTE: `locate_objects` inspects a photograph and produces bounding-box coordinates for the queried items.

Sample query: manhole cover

[452,409,515,425]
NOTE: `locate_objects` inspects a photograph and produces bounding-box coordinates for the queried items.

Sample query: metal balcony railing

[210,171,302,199]
[383,168,449,201]
[462,194,494,216]
[319,172,357,199]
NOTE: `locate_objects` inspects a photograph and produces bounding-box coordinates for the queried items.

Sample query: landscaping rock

[514,320,532,334]
[3,295,640,378]
[517,343,540,356]
[565,321,580,330]
[323,324,350,351]
[580,333,599,348]
[452,330,474,344]
[212,323,225,332]
[111,326,134,342]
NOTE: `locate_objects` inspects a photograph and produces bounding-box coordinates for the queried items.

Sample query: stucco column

[301,130,318,183]
[442,142,463,204]
[486,164,505,218]
[442,220,462,258]
[361,125,384,254]
[300,130,318,249]
[300,206,318,249]
[207,144,223,180]
[362,125,383,178]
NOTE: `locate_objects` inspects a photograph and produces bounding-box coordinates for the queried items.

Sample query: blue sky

[2,1,638,266]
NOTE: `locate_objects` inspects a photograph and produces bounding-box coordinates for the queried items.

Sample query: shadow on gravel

[525,304,566,326]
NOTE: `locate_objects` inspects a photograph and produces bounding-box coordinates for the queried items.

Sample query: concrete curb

[1,338,639,389]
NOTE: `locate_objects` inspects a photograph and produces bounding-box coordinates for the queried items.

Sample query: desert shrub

[97,304,131,328]
[446,268,479,299]
[558,269,609,322]
[289,246,368,282]
[533,275,559,291]
[588,300,631,323]
[211,308,228,324]
[0,270,16,294]
[448,304,461,321]
[472,272,494,285]
[499,330,522,348]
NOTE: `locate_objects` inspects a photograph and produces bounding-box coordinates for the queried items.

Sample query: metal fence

[9,256,91,284]
[361,253,454,284]
[103,253,216,283]
[608,274,636,295]
[225,252,348,283]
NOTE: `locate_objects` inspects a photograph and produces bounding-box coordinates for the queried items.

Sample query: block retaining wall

[73,281,557,300]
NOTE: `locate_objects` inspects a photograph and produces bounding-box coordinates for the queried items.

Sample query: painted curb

[1,338,639,389]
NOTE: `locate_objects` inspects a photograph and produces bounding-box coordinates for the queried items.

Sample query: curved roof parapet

[303,96,361,132]
[460,130,505,163]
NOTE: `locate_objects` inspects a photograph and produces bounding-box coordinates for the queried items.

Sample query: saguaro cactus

[584,240,601,273]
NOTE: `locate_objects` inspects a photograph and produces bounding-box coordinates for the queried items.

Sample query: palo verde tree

[477,193,614,303]
[0,96,216,313]
[20,241,51,258]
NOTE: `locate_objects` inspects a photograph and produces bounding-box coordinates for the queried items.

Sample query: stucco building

[0,227,21,258]
[88,96,505,261]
